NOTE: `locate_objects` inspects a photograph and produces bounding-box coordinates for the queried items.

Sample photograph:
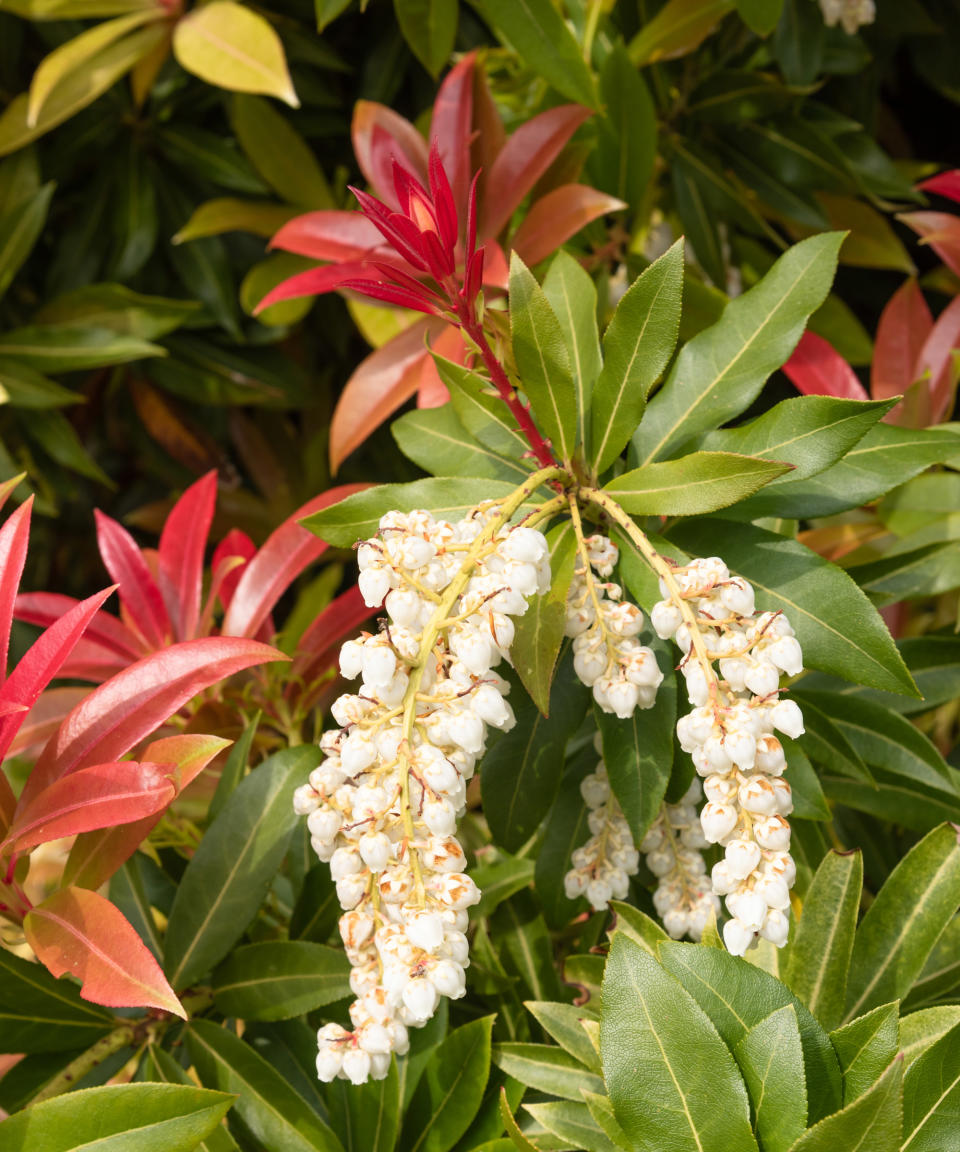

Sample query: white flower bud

[651,601,682,639]
[700,802,739,843]
[336,873,367,909]
[358,567,392,608]
[358,832,392,873]
[402,978,439,1024]
[760,907,790,947]
[429,959,466,998]
[723,917,755,957]
[406,911,445,952]
[738,777,778,816]
[754,815,791,851]
[725,839,762,879]
[770,699,804,739]
[316,1046,343,1082]
[293,784,320,816]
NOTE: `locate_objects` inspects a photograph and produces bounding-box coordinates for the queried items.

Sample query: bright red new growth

[782,331,869,401]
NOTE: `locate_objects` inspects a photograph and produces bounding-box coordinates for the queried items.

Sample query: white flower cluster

[565,533,663,718]
[293,506,550,1084]
[819,0,875,34]
[564,748,639,911]
[640,781,720,941]
[651,557,804,957]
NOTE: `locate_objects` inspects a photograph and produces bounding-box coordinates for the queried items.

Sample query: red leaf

[920,295,960,424]
[431,53,475,223]
[0,588,116,763]
[19,637,285,811]
[4,760,176,853]
[0,768,15,839]
[64,734,229,890]
[158,471,217,643]
[918,170,960,204]
[898,211,960,279]
[352,102,429,207]
[254,259,375,313]
[41,637,129,683]
[290,584,374,691]
[270,210,383,260]
[480,105,594,240]
[0,498,33,685]
[4,687,90,762]
[94,510,170,650]
[222,484,368,639]
[471,66,507,204]
[15,592,141,659]
[339,278,442,316]
[329,317,446,471]
[25,887,185,1016]
[782,331,869,401]
[210,529,256,614]
[871,278,934,405]
[511,184,627,268]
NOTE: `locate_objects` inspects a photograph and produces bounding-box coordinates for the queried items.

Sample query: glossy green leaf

[511,522,577,715]
[499,1088,538,1152]
[582,1091,631,1151]
[608,900,669,956]
[901,1021,960,1151]
[209,710,259,822]
[786,1056,903,1152]
[470,0,597,107]
[393,405,533,484]
[33,285,201,340]
[0,1082,234,1152]
[164,745,318,990]
[590,240,683,474]
[440,357,532,461]
[157,126,268,195]
[785,850,862,1031]
[509,253,577,464]
[394,0,456,76]
[212,941,350,1021]
[289,863,340,943]
[0,358,80,408]
[671,156,725,287]
[0,947,114,1054]
[402,1016,494,1152]
[668,519,917,696]
[594,44,656,218]
[525,1001,601,1073]
[490,892,564,1002]
[174,197,299,242]
[543,251,601,452]
[735,0,785,36]
[900,1008,960,1069]
[109,856,164,963]
[604,450,790,514]
[844,825,960,1023]
[25,409,112,484]
[830,1002,900,1104]
[791,694,872,784]
[143,1047,241,1152]
[232,95,332,208]
[781,737,830,821]
[524,1101,620,1152]
[822,773,960,834]
[906,917,960,1009]
[849,543,960,605]
[601,934,759,1150]
[493,1043,604,1101]
[0,325,162,370]
[629,0,734,64]
[327,1059,400,1152]
[632,233,844,465]
[108,144,157,280]
[734,1005,807,1152]
[472,855,536,919]
[188,1019,344,1152]
[0,181,53,300]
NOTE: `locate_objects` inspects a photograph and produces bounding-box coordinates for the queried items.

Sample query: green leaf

[900,1008,960,1068]
[143,1048,241,1152]
[289,862,340,943]
[702,395,894,489]
[821,774,960,835]
[109,856,164,962]
[393,405,533,484]
[0,325,162,370]
[734,1005,807,1152]
[212,941,350,1021]
[0,948,114,1054]
[209,710,259,822]
[525,1001,601,1072]
[604,450,790,515]
[174,198,299,242]
[787,1060,903,1151]
[158,126,268,196]
[164,745,317,990]
[902,1020,960,1151]
[439,357,532,461]
[493,1043,604,1101]
[791,695,872,785]
[0,1082,234,1152]
[25,409,112,484]
[658,941,843,1123]
[830,1002,900,1104]
[608,900,669,955]
[543,251,601,453]
[735,0,784,35]
[188,1019,344,1152]
[524,1101,620,1152]
[33,285,202,341]
[315,0,352,29]
[632,233,844,465]
[499,1088,538,1152]
[671,157,725,287]
[601,934,759,1150]
[472,856,537,919]
[303,477,538,548]
[402,1016,494,1152]
[906,917,960,1009]
[480,654,590,852]
[0,357,80,409]
[594,44,656,217]
[509,253,577,464]
[844,824,960,1024]
[848,543,960,605]
[784,850,862,1032]
[490,893,563,1003]
[535,748,594,927]
[667,519,917,696]
[232,95,332,208]
[327,1060,401,1152]
[0,180,53,300]
[469,0,598,107]
[511,522,577,715]
[394,0,456,76]
[628,0,734,64]
[781,737,830,821]
[590,240,683,474]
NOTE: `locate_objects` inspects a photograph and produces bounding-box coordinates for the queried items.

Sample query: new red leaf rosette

[25,886,186,1017]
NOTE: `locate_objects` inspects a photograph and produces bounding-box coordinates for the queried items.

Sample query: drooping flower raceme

[565,533,663,718]
[640,781,719,941]
[293,504,551,1083]
[651,557,803,957]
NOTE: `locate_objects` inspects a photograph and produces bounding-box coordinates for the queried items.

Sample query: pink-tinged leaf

[431,53,475,223]
[94,510,170,650]
[511,184,627,268]
[210,529,256,613]
[222,484,369,639]
[352,102,429,208]
[339,278,442,316]
[290,584,374,691]
[15,592,141,659]
[0,498,33,686]
[270,210,383,260]
[65,734,230,890]
[920,295,960,424]
[42,637,129,683]
[918,170,960,204]
[158,471,217,643]
[480,105,594,240]
[254,259,378,313]
[5,687,90,761]
[782,331,869,400]
[4,760,176,853]
[0,769,15,839]
[0,473,25,516]
[0,588,116,764]
[25,887,185,1017]
[871,278,934,404]
[471,66,507,202]
[417,325,468,409]
[329,317,447,471]
[481,241,509,291]
[19,637,285,810]
[898,211,960,278]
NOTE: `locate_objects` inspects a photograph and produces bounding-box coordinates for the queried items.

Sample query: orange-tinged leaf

[511,184,626,268]
[898,211,960,279]
[142,733,231,791]
[871,278,933,403]
[25,886,186,1016]
[172,1,298,107]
